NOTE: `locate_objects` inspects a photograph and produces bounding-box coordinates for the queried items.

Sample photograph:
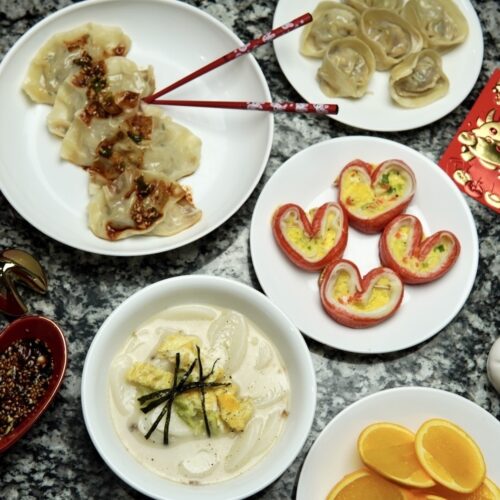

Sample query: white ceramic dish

[272,0,483,132]
[296,386,500,499]
[250,136,478,354]
[81,275,316,500]
[0,0,273,256]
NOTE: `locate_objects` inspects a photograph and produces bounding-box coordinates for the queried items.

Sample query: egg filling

[389,225,453,273]
[281,208,338,261]
[332,271,392,312]
[341,167,410,216]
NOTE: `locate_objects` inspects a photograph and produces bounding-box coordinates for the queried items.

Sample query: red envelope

[439,68,500,214]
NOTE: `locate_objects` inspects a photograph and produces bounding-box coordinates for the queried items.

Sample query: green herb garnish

[435,244,445,252]
[380,173,390,185]
[98,145,112,158]
[139,352,229,444]
[196,345,211,438]
[127,132,143,143]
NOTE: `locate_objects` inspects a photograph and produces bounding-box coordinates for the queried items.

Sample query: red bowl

[0,315,67,453]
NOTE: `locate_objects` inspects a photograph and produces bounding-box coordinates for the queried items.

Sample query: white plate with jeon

[0,0,273,256]
[272,0,483,132]
[250,136,478,354]
[296,387,500,500]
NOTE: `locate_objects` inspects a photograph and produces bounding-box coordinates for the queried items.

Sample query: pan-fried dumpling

[359,9,423,70]
[60,105,201,184]
[389,49,449,107]
[345,0,404,12]
[23,23,131,104]
[47,56,155,138]
[87,169,201,240]
[141,105,202,181]
[300,2,360,58]
[317,37,375,97]
[60,112,131,170]
[402,0,468,51]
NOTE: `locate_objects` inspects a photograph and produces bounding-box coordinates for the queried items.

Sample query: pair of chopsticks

[143,13,339,116]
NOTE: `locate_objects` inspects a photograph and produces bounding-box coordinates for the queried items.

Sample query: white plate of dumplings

[0,0,273,256]
[272,0,483,132]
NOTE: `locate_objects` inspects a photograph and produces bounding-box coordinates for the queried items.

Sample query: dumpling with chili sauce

[390,49,449,108]
[48,56,155,138]
[60,111,135,175]
[23,23,131,104]
[299,2,360,58]
[359,9,423,70]
[345,0,404,13]
[87,168,201,240]
[402,0,468,51]
[141,105,201,182]
[60,106,201,185]
[317,37,375,98]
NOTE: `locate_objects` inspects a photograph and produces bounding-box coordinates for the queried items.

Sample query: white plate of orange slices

[297,387,500,500]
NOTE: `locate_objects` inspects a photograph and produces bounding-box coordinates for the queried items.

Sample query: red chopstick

[149,100,339,115]
[143,13,313,103]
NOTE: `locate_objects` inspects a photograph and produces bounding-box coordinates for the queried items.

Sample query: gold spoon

[0,249,48,317]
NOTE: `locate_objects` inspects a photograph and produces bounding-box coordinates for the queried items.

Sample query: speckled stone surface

[0,0,498,498]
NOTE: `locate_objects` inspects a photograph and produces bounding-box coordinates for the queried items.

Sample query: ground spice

[0,338,53,437]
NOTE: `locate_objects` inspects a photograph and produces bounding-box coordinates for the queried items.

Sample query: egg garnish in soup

[109,304,290,484]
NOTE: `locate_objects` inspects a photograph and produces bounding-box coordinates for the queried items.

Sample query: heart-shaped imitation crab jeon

[336,159,416,234]
[272,202,348,271]
[379,214,461,284]
[318,259,404,328]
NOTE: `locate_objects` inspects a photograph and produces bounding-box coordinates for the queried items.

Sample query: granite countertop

[0,0,498,498]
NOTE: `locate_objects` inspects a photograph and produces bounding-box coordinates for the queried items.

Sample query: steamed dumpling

[390,49,449,107]
[48,56,155,138]
[87,168,201,240]
[359,8,423,70]
[300,2,360,58]
[23,23,131,104]
[345,0,404,12]
[60,104,201,184]
[402,0,468,51]
[317,37,375,97]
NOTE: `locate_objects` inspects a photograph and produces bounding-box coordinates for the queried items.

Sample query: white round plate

[0,0,273,256]
[296,387,500,499]
[82,275,316,500]
[250,136,478,354]
[272,0,483,132]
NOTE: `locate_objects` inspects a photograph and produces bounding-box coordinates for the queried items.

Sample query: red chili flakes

[0,339,54,437]
[112,44,127,56]
[64,34,89,52]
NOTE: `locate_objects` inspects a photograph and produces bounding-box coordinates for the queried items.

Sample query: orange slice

[357,422,435,488]
[326,469,411,500]
[427,478,500,500]
[406,494,446,500]
[415,418,486,493]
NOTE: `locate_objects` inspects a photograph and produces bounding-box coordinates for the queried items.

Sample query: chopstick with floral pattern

[143,13,313,102]
[149,99,339,115]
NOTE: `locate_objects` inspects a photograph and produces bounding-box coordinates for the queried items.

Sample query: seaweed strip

[197,346,211,438]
